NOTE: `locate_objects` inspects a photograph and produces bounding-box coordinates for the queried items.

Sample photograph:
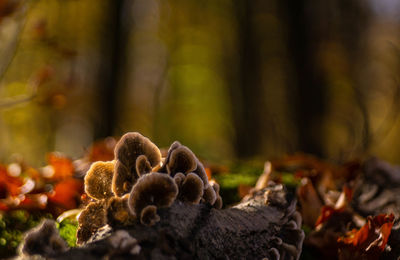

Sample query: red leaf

[337,214,394,259]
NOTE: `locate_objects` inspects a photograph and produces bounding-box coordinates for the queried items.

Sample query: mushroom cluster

[21,219,69,257]
[77,132,222,244]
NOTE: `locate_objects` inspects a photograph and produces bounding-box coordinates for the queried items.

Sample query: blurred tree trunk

[230,0,264,158]
[337,0,371,155]
[94,0,130,139]
[278,0,328,157]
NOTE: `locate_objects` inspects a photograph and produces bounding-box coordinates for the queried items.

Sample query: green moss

[214,162,263,206]
[57,219,78,247]
[280,172,301,187]
[0,211,52,258]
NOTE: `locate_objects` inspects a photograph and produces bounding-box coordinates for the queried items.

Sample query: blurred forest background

[1,0,400,166]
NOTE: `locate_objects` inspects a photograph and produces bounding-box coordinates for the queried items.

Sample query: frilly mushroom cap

[179,173,204,204]
[159,141,181,172]
[211,181,220,194]
[203,185,217,205]
[128,172,178,220]
[193,159,211,188]
[211,181,223,209]
[214,196,223,209]
[106,194,136,227]
[140,205,160,226]
[113,132,162,196]
[173,172,186,187]
[21,219,68,256]
[202,180,223,208]
[136,154,152,177]
[167,146,197,175]
[84,161,115,200]
[77,200,107,245]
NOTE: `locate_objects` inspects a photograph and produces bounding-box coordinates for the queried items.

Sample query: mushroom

[106,194,136,227]
[179,172,204,204]
[135,154,152,177]
[128,172,178,226]
[21,219,68,257]
[141,205,160,226]
[173,172,186,187]
[77,200,107,245]
[84,161,115,200]
[160,141,221,207]
[166,146,197,175]
[113,132,162,196]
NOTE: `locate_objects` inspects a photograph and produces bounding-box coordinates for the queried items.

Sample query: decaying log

[19,134,304,259]
[19,182,304,260]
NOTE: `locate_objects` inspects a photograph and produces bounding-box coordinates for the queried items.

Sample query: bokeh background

[1,0,400,166]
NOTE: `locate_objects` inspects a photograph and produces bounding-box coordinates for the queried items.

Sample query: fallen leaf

[337,214,394,259]
[48,178,83,209]
[46,152,74,179]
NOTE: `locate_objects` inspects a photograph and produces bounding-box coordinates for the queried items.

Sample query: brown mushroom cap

[77,201,107,245]
[193,159,210,188]
[128,172,178,220]
[135,155,152,177]
[113,132,162,196]
[167,146,197,175]
[159,141,181,172]
[140,205,160,226]
[22,219,68,256]
[203,185,217,205]
[84,161,115,200]
[179,173,204,204]
[173,172,186,187]
[214,195,223,209]
[106,194,136,227]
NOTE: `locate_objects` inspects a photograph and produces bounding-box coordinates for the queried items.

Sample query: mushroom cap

[203,185,217,205]
[214,195,223,209]
[84,161,115,200]
[106,194,136,227]
[77,201,107,245]
[173,172,186,187]
[193,159,210,188]
[135,155,152,177]
[179,173,204,204]
[167,146,197,175]
[112,160,131,196]
[160,141,181,171]
[140,205,160,226]
[113,132,162,196]
[128,172,178,217]
[22,219,68,256]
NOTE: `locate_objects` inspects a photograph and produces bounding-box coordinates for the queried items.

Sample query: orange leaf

[87,137,116,162]
[337,214,394,259]
[0,164,23,197]
[48,178,83,209]
[46,152,74,179]
[315,206,345,227]
[205,167,212,180]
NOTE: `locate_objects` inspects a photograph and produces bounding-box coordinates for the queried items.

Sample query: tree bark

[43,183,304,259]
